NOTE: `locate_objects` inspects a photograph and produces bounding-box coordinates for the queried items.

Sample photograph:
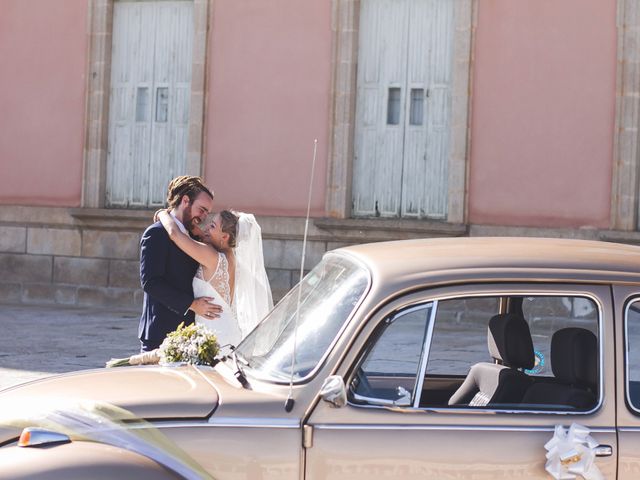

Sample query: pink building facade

[0,0,638,308]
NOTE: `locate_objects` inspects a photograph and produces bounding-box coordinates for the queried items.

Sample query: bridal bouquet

[106,323,219,368]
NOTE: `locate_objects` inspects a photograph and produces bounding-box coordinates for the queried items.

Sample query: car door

[304,283,617,480]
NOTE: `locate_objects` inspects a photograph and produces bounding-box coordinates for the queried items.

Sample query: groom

[138,175,221,352]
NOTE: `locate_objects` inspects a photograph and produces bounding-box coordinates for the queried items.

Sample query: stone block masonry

[0,226,26,253]
[0,206,475,312]
[0,213,147,310]
[0,207,341,311]
[27,227,81,256]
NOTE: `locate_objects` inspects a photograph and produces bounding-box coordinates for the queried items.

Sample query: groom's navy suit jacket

[138,222,198,351]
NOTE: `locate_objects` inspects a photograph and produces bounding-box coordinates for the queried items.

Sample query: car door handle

[594,444,613,457]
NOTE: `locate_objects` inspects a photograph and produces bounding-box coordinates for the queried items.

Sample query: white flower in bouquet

[106,323,219,368]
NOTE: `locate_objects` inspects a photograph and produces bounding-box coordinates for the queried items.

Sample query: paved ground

[0,303,140,390]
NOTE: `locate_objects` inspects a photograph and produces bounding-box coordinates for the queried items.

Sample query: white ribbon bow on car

[544,423,604,480]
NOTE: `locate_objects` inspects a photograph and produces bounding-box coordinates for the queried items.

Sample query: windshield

[235,254,370,382]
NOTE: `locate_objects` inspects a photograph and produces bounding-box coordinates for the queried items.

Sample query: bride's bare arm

[158,210,219,271]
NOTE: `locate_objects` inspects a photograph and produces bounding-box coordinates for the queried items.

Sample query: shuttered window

[106,0,193,208]
[353,0,454,219]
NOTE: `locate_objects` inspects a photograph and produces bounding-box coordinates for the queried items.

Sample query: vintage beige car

[1,237,640,479]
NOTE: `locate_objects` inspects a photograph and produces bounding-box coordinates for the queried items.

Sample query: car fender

[0,440,183,479]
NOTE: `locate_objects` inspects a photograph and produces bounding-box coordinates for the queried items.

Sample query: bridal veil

[234,213,274,337]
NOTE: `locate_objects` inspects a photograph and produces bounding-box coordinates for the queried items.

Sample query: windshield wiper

[230,350,250,389]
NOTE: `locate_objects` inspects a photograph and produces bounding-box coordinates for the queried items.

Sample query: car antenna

[285,138,318,413]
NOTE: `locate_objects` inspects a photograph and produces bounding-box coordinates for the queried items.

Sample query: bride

[157,209,273,347]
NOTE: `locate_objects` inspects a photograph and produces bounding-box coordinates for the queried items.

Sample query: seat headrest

[487,313,534,369]
[551,328,597,388]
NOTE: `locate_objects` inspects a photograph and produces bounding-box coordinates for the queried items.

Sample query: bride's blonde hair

[219,210,239,248]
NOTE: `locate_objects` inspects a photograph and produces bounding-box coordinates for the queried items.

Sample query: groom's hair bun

[219,210,239,248]
[166,176,213,208]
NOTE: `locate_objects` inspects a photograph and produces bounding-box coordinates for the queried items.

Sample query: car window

[423,294,599,411]
[522,296,598,378]
[350,303,434,407]
[237,253,370,382]
[426,297,500,375]
[350,292,600,412]
[626,299,640,412]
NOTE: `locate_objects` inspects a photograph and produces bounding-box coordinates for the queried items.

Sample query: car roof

[333,237,640,286]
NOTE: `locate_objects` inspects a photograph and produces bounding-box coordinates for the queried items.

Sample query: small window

[155,87,169,123]
[135,87,149,122]
[386,87,401,125]
[409,88,424,125]
[350,303,433,407]
[626,300,640,411]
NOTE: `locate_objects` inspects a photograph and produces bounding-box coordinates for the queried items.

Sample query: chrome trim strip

[346,399,604,416]
[624,298,640,415]
[618,427,640,432]
[312,424,615,433]
[207,417,301,428]
[141,418,301,430]
[351,392,398,407]
[413,301,438,408]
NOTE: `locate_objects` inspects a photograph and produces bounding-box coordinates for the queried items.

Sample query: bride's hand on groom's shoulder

[189,297,223,319]
[153,208,168,222]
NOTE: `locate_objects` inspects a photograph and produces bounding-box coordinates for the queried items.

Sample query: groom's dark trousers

[138,222,199,351]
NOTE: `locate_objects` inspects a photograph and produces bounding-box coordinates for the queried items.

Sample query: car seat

[448,313,535,407]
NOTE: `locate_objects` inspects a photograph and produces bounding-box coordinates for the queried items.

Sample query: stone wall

[0,208,310,310]
[0,223,142,308]
[6,205,640,312]
[0,206,471,311]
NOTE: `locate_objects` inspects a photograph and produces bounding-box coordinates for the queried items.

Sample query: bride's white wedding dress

[192,213,273,348]
[192,253,242,347]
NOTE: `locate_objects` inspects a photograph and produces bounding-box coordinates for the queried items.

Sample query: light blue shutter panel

[107,1,193,208]
[107,2,135,207]
[170,2,194,205]
[402,0,453,219]
[149,1,192,206]
[353,0,409,217]
[353,0,454,219]
[130,2,155,207]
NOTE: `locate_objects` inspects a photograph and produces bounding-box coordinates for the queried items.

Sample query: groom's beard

[183,205,195,231]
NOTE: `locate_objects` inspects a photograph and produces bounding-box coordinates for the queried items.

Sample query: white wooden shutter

[353,0,408,217]
[107,0,193,208]
[401,0,453,219]
[353,0,454,219]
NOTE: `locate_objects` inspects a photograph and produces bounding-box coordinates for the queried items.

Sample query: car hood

[0,365,219,444]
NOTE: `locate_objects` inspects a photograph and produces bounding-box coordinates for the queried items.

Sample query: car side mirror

[320,375,347,408]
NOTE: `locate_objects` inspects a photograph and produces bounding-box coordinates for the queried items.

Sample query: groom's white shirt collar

[169,211,189,235]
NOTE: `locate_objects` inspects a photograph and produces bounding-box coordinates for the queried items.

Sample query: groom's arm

[140,226,193,316]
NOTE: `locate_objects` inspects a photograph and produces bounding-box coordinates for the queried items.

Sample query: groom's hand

[189,297,223,319]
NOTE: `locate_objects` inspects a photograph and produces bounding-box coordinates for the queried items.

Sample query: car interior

[349,294,600,412]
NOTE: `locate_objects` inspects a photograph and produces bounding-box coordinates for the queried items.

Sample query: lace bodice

[193,252,240,347]
[196,252,232,306]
